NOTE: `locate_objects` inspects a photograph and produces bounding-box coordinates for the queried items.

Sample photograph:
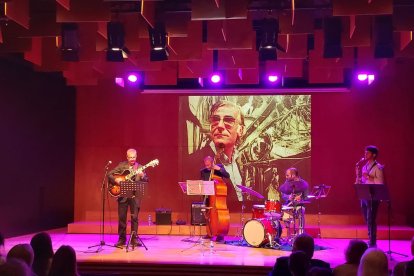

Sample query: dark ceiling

[1,0,414,89]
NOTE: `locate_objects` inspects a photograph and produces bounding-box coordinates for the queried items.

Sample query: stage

[4,228,413,276]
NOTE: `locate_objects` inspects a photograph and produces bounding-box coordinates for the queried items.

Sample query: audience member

[48,245,79,276]
[30,232,54,276]
[6,244,34,268]
[405,260,414,276]
[269,233,331,276]
[0,257,33,276]
[308,267,333,276]
[288,251,309,276]
[393,236,414,276]
[333,239,368,276]
[0,232,5,265]
[357,248,388,276]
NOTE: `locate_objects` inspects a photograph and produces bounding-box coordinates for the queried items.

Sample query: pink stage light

[368,74,375,85]
[115,77,125,87]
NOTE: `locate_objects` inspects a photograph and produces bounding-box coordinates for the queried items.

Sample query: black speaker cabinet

[155,208,172,225]
[191,202,207,225]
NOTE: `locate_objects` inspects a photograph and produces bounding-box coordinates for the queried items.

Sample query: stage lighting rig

[253,18,286,61]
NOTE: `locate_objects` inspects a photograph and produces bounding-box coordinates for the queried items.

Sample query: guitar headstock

[148,159,159,167]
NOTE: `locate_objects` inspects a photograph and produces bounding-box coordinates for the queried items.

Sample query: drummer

[279,167,309,235]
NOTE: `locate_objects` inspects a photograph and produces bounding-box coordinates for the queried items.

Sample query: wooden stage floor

[4,228,413,276]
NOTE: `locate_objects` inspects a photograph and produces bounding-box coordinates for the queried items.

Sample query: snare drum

[252,204,265,219]
[243,218,281,247]
[265,200,282,213]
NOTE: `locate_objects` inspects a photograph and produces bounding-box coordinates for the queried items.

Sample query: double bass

[206,149,230,238]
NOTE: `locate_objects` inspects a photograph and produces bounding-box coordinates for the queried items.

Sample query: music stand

[120,181,148,251]
[178,180,215,254]
[312,184,331,238]
[354,184,407,258]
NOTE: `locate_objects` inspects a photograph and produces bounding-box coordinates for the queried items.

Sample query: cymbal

[279,180,309,194]
[236,185,264,199]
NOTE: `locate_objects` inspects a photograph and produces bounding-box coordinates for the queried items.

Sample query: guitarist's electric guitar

[108,159,159,198]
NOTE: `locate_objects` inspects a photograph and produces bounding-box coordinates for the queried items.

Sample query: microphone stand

[87,162,121,252]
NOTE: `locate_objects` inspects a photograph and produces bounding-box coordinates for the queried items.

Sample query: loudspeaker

[155,208,172,225]
[323,17,342,58]
[191,202,207,225]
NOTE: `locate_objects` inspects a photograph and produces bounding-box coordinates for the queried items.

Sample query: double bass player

[200,155,230,242]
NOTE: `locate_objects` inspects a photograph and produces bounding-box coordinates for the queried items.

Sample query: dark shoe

[115,239,126,247]
[202,235,212,239]
[215,235,225,243]
[130,238,142,247]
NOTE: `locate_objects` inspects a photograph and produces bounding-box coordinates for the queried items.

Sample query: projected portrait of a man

[180,95,311,203]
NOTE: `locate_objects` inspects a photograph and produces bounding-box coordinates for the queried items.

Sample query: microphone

[356,158,365,166]
[105,160,112,167]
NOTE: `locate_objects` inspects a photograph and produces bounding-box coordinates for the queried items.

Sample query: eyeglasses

[210,115,238,129]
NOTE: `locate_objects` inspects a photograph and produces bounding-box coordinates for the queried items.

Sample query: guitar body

[108,170,132,198]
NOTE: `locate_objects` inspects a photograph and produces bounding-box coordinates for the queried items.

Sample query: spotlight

[209,73,222,85]
[357,74,368,81]
[267,74,279,83]
[148,23,168,61]
[127,73,139,83]
[107,22,128,62]
[115,72,143,89]
[356,72,376,85]
[115,77,125,88]
[61,23,80,61]
[253,18,286,61]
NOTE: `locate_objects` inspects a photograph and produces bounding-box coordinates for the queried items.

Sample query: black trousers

[118,197,140,241]
[361,199,380,245]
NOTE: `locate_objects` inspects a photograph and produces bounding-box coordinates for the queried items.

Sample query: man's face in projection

[209,105,243,149]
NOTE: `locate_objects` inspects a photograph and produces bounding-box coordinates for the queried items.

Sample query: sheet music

[186,180,215,195]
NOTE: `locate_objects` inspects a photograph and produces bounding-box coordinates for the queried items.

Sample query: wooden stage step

[68,220,414,240]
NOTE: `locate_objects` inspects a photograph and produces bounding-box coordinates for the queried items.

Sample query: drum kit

[236,184,314,249]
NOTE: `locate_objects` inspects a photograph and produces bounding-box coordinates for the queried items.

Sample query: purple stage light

[127,74,138,83]
[356,72,376,85]
[357,74,368,81]
[267,75,279,83]
[210,73,221,84]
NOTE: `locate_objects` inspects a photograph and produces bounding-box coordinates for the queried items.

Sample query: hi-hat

[236,185,264,199]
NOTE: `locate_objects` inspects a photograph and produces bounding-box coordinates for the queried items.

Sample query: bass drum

[243,218,281,247]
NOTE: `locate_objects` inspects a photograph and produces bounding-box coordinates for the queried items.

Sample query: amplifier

[191,202,207,225]
[155,208,172,225]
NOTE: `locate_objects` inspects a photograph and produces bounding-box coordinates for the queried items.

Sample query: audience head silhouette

[288,250,310,276]
[345,239,368,264]
[30,232,54,276]
[292,233,315,260]
[357,248,388,276]
[6,244,34,267]
[48,245,79,276]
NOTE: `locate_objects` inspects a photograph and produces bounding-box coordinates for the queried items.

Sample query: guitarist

[108,148,148,247]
